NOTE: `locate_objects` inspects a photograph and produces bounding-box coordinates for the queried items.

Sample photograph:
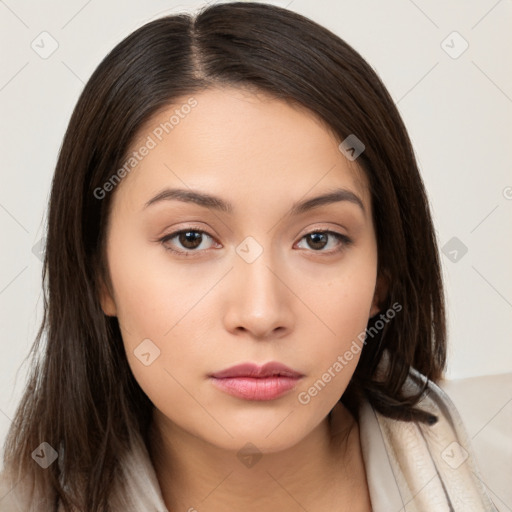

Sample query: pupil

[309,232,327,250]
[180,231,202,249]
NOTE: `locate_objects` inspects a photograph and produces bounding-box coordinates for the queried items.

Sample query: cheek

[292,251,377,399]
[105,230,217,408]
[106,224,188,338]
[299,249,377,339]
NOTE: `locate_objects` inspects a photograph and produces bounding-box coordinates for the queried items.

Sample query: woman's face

[100,86,384,453]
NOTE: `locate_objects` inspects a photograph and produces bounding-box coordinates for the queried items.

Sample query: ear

[369,271,389,318]
[98,278,117,317]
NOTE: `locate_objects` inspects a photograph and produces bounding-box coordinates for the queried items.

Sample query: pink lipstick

[209,362,304,401]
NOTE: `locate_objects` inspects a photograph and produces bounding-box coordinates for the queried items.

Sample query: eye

[158,227,352,257]
[296,230,352,253]
[159,229,219,256]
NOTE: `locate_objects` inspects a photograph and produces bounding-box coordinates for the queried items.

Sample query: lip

[209,362,304,401]
[210,362,303,379]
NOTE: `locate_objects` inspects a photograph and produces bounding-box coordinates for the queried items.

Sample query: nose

[222,247,295,340]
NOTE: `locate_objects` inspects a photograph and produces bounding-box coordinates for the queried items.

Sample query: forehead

[113,86,371,214]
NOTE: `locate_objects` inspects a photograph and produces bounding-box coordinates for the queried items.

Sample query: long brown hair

[1,2,446,510]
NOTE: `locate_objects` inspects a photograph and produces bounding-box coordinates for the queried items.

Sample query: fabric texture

[0,360,499,512]
[439,372,512,510]
[358,366,499,511]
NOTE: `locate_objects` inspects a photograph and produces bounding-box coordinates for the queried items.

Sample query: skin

[100,86,387,511]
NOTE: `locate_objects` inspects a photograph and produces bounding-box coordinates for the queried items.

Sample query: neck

[148,402,371,512]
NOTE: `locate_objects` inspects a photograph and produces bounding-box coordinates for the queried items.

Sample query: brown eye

[178,231,203,249]
[159,229,218,255]
[306,232,329,250]
[296,230,352,253]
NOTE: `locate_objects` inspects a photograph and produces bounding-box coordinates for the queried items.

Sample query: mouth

[208,361,304,401]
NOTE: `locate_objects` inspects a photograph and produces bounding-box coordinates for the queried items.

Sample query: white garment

[0,366,499,512]
[439,372,512,510]
[358,368,499,511]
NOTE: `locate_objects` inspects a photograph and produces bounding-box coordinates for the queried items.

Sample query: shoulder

[0,433,168,512]
[109,433,169,512]
[439,372,512,511]
[358,364,499,511]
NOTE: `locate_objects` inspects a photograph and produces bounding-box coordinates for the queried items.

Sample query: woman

[0,2,497,511]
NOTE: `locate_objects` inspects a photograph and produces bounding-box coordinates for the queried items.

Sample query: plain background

[1,0,511,500]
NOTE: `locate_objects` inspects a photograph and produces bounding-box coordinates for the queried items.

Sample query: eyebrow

[143,187,365,216]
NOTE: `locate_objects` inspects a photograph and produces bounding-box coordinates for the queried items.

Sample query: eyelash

[158,227,353,257]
